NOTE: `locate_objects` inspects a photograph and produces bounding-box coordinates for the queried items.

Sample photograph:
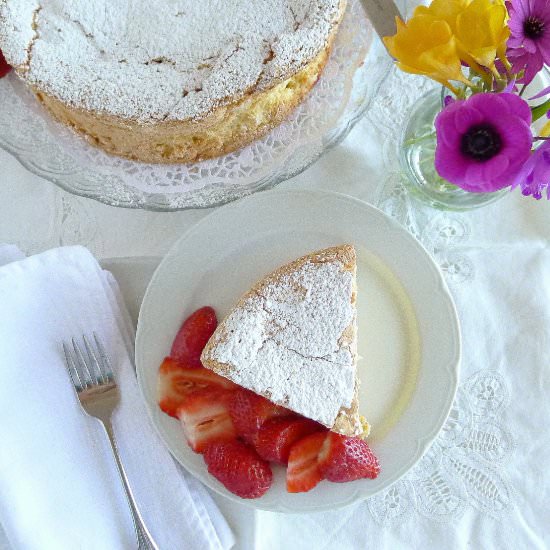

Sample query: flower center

[523,16,545,39]
[461,124,502,162]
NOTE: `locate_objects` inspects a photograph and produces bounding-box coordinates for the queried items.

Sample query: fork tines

[63,333,114,392]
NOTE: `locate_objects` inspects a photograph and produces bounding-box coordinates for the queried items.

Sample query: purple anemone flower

[434,93,533,192]
[511,139,550,199]
[506,0,550,84]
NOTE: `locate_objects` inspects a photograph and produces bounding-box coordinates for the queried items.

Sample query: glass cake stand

[0,0,392,211]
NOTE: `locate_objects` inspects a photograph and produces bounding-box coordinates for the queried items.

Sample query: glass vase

[399,88,507,211]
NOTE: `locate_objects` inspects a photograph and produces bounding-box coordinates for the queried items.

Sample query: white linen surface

[0,245,234,550]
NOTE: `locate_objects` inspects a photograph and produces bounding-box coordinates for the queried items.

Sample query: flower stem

[489,64,501,81]
[404,131,436,147]
[519,83,528,97]
[446,82,461,96]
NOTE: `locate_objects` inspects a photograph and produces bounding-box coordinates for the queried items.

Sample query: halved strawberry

[286,432,327,493]
[0,50,12,79]
[157,357,236,418]
[204,440,273,499]
[170,306,217,368]
[256,417,326,464]
[318,432,380,482]
[229,388,292,444]
[177,388,236,453]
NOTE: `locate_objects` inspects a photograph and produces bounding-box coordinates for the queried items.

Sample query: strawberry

[229,388,292,444]
[177,388,236,453]
[318,432,380,482]
[286,431,327,493]
[256,417,326,464]
[157,357,236,418]
[0,50,12,79]
[170,306,217,368]
[204,440,273,499]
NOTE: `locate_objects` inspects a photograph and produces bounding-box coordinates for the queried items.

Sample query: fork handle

[101,420,158,550]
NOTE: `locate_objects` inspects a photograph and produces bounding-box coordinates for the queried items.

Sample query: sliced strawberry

[318,432,380,482]
[0,50,12,79]
[204,440,272,499]
[229,388,292,445]
[170,306,217,368]
[177,388,236,453]
[286,432,327,493]
[157,357,237,418]
[157,357,189,417]
[256,417,326,464]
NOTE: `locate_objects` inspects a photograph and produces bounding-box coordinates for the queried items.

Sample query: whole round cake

[0,0,345,163]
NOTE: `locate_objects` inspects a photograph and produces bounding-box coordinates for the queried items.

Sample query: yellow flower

[454,0,510,74]
[383,16,471,92]
[540,120,550,138]
[414,0,471,28]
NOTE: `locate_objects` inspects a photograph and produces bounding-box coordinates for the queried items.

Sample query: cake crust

[30,46,330,163]
[201,245,364,437]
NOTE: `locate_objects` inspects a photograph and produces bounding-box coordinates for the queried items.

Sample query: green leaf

[531,98,550,122]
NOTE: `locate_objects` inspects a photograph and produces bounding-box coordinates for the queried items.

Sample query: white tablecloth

[1,19,550,549]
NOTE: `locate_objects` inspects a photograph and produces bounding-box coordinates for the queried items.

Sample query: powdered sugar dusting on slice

[210,259,356,427]
[0,0,342,122]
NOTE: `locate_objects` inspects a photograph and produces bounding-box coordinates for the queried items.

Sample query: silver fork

[63,333,158,550]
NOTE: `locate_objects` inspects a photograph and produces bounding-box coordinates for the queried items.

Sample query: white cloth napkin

[0,245,235,550]
[0,244,25,266]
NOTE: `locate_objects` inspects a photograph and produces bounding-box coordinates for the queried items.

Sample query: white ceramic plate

[135,189,461,512]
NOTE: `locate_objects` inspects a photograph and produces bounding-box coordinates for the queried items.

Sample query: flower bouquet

[384,0,550,206]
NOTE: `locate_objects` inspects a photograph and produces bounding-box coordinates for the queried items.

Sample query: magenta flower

[506,0,550,84]
[511,139,550,199]
[434,93,533,192]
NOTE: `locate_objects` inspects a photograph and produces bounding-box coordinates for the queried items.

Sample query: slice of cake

[201,245,366,437]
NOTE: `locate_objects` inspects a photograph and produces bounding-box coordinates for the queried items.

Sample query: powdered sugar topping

[210,258,356,427]
[0,0,342,122]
